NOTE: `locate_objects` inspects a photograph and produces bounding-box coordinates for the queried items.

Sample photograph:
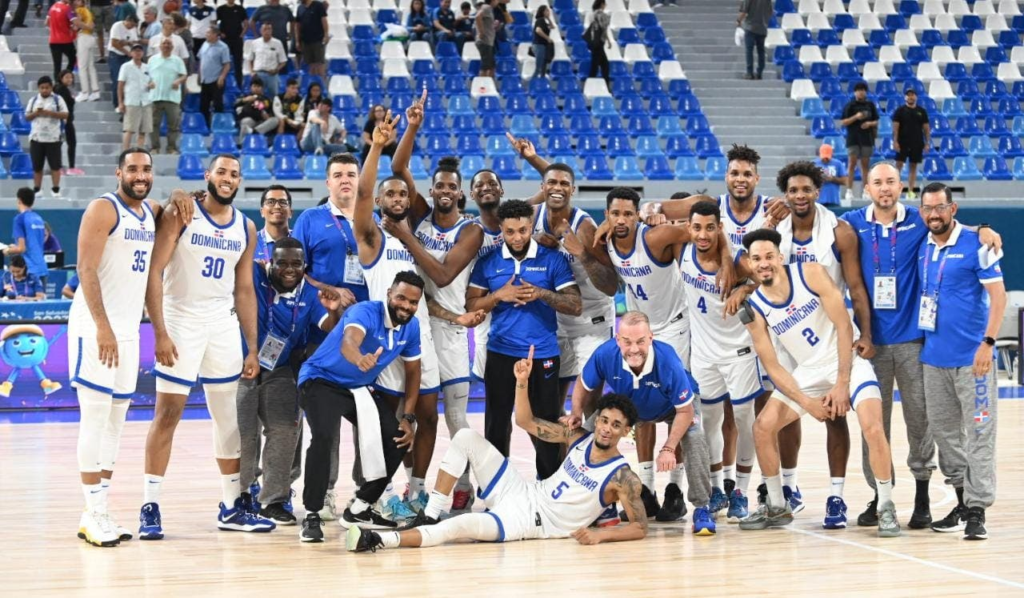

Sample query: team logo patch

[679,389,691,402]
[975,410,990,424]
[736,226,747,235]
[543,359,554,369]
[213,229,224,238]
[796,246,808,258]
[621,260,631,267]
[786,304,798,316]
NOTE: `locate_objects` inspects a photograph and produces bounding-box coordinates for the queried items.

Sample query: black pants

[64,121,75,169]
[744,30,766,77]
[50,42,76,80]
[484,350,562,479]
[299,379,407,513]
[200,81,224,127]
[225,37,244,87]
[10,0,28,27]
[588,42,609,82]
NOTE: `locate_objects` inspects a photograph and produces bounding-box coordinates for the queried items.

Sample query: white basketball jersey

[363,223,429,324]
[414,210,477,315]
[534,205,614,335]
[163,199,249,323]
[607,224,687,335]
[69,193,156,340]
[475,217,503,259]
[718,194,771,253]
[679,243,752,362]
[748,263,837,370]
[535,433,628,535]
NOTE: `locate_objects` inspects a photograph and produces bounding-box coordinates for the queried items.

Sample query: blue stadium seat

[853,46,877,65]
[874,80,896,96]
[960,15,982,33]
[775,0,795,13]
[807,62,832,83]
[790,29,813,47]
[272,155,304,180]
[211,133,239,156]
[550,60,575,79]
[694,136,723,158]
[939,136,968,158]
[877,138,896,159]
[0,131,20,156]
[509,114,539,137]
[898,0,919,16]
[212,113,237,134]
[666,79,692,98]
[884,14,907,33]
[576,133,603,157]
[952,156,983,180]
[920,29,944,48]
[635,135,664,158]
[648,93,677,115]
[685,115,712,137]
[534,92,559,114]
[505,93,532,115]
[644,28,667,44]
[546,133,572,154]
[674,156,704,180]
[303,154,326,178]
[451,114,478,135]
[613,156,644,180]
[436,41,458,59]
[620,95,648,116]
[456,134,484,155]
[664,135,694,158]
[180,134,209,156]
[0,90,22,113]
[971,63,996,83]
[920,156,951,180]
[607,134,635,157]
[1013,157,1024,180]
[817,29,840,47]
[328,59,352,76]
[0,73,9,91]
[627,115,656,137]
[632,62,658,80]
[1015,115,1024,136]
[598,115,626,136]
[491,156,521,180]
[868,30,892,48]
[408,155,430,179]
[583,156,614,180]
[568,114,595,135]
[968,135,998,158]
[272,134,300,156]
[877,115,893,137]
[635,12,659,29]
[801,98,828,118]
[177,154,206,180]
[774,46,796,65]
[376,156,393,180]
[890,63,914,82]
[485,134,515,158]
[643,156,674,180]
[836,63,861,82]
[458,154,485,180]
[988,81,1012,101]
[985,46,1008,65]
[426,134,452,155]
[422,113,448,135]
[811,116,839,138]
[941,98,968,118]
[944,63,969,83]
[782,61,805,82]
[930,114,954,137]
[617,28,640,45]
[704,156,728,180]
[832,14,855,31]
[241,154,272,179]
[905,46,930,65]
[997,135,1024,158]
[998,30,1021,50]
[351,25,375,41]
[181,112,210,135]
[985,116,1010,136]
[592,97,618,117]
[447,94,473,116]
[0,157,8,178]
[955,117,983,136]
[983,157,1013,180]
[822,136,847,159]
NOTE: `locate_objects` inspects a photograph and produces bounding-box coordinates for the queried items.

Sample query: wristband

[659,446,674,454]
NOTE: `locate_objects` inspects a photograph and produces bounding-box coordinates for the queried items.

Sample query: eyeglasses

[919,203,952,215]
[262,198,290,207]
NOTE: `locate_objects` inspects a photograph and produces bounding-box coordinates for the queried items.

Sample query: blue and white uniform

[470,219,503,379]
[154,199,249,392]
[68,193,156,397]
[718,193,771,254]
[534,205,614,379]
[747,262,881,416]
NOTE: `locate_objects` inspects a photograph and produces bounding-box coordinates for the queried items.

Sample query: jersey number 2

[551,481,570,500]
[801,327,820,347]
[131,250,148,273]
[202,256,226,279]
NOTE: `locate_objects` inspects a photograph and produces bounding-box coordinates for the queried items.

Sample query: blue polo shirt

[841,202,928,346]
[298,300,421,388]
[814,157,847,206]
[291,204,369,302]
[468,240,576,359]
[66,273,79,292]
[919,222,1002,368]
[581,339,694,422]
[4,272,44,299]
[12,210,47,277]
[247,265,329,369]
[253,229,282,263]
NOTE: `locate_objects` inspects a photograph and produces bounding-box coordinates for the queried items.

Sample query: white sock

[83,483,104,512]
[99,478,112,512]
[351,498,370,514]
[411,477,426,496]
[723,465,736,483]
[380,531,401,548]
[781,467,798,490]
[669,464,684,487]
[830,477,845,498]
[143,474,163,505]
[877,479,893,506]
[639,462,655,492]
[404,465,414,488]
[221,474,241,506]
[736,470,751,495]
[766,474,785,508]
[380,482,397,503]
[424,489,453,519]
[711,469,724,490]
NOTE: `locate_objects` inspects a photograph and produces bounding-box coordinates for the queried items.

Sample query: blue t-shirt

[814,157,847,206]
[249,265,329,370]
[12,210,48,277]
[66,273,79,292]
[841,203,928,346]
[4,272,44,299]
[580,339,694,422]
[291,204,369,302]
[298,300,421,388]
[919,222,1003,368]
[468,240,576,359]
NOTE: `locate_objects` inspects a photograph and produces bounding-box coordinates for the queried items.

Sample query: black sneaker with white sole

[857,496,879,527]
[340,506,399,530]
[300,513,324,543]
[346,525,385,553]
[931,504,967,533]
[964,507,987,540]
[261,502,298,526]
[399,511,439,531]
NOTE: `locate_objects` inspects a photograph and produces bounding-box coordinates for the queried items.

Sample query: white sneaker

[74,92,88,102]
[319,489,338,521]
[102,512,134,541]
[49,188,63,200]
[87,92,101,101]
[78,510,120,547]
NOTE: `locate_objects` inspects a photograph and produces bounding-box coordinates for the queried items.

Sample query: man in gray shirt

[475,0,497,79]
[737,0,771,80]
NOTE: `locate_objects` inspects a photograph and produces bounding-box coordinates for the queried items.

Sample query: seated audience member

[62,272,79,299]
[359,104,397,164]
[407,0,432,42]
[300,98,351,155]
[274,78,305,139]
[4,256,47,301]
[236,77,279,142]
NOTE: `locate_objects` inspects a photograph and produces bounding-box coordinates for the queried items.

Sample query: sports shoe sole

[267,517,298,526]
[964,532,987,540]
[300,533,324,543]
[139,530,164,540]
[339,515,396,531]
[345,525,364,551]
[217,522,275,533]
[907,514,933,530]
[78,529,120,547]
[726,514,746,524]
[693,526,716,536]
[932,523,966,533]
[822,521,848,529]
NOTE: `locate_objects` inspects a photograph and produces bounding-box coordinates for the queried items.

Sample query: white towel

[978,246,1003,270]
[352,386,387,482]
[777,203,839,271]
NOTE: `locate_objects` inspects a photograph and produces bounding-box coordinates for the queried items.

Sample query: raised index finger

[527,344,534,361]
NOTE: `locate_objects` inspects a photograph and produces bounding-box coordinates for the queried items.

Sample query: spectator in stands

[216,0,248,87]
[3,256,46,301]
[198,25,232,126]
[251,0,294,53]
[42,222,62,253]
[47,0,77,81]
[236,77,279,143]
[275,78,305,139]
[892,89,930,200]
[187,0,216,57]
[455,2,475,47]
[737,0,770,80]
[359,104,397,163]
[71,0,100,101]
[814,144,846,207]
[433,0,459,47]
[249,22,288,99]
[493,0,512,43]
[107,13,138,108]
[141,6,161,41]
[296,0,328,78]
[531,5,553,80]
[4,188,49,288]
[53,70,84,176]
[840,82,879,201]
[171,11,194,68]
[301,98,350,155]
[300,80,326,115]
[585,0,611,83]
[113,0,135,23]
[62,272,79,299]
[147,14,189,62]
[89,0,113,62]
[25,76,69,199]
[475,0,497,79]
[407,0,432,43]
[149,37,188,154]
[117,43,153,151]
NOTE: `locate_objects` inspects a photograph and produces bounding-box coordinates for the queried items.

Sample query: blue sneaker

[593,502,621,527]
[407,490,429,514]
[218,498,276,532]
[692,507,716,536]
[823,495,848,529]
[241,492,261,516]
[727,490,749,523]
[709,486,729,515]
[283,488,295,513]
[784,485,805,514]
[249,481,261,502]
[139,502,164,540]
[380,494,416,523]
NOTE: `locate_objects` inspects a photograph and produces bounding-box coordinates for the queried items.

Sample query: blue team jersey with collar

[291,204,369,302]
[12,210,48,277]
[4,272,44,299]
[580,338,695,422]
[298,300,421,388]
[247,264,329,369]
[814,158,846,206]
[253,229,281,264]
[468,240,576,359]
[918,223,1003,368]
[841,203,928,345]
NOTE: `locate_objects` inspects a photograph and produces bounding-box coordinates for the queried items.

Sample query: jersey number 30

[131,250,148,273]
[201,256,226,279]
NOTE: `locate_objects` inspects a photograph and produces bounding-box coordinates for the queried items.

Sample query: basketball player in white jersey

[141,154,270,539]
[71,148,163,547]
[356,112,441,518]
[468,168,506,383]
[737,229,899,537]
[346,346,648,552]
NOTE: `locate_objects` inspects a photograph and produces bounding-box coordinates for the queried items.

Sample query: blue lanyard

[870,213,898,275]
[329,210,358,256]
[266,280,301,337]
[258,229,273,262]
[922,244,951,298]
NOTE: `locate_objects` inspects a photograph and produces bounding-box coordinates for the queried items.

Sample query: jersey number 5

[551,481,570,500]
[202,256,226,279]
[131,250,148,273]
[801,327,820,347]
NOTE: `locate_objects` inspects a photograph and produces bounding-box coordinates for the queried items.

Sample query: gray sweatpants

[863,341,937,489]
[655,409,712,508]
[922,365,998,509]
[237,367,302,506]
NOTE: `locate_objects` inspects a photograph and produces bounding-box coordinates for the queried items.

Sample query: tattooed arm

[529,284,583,316]
[572,466,648,545]
[512,346,583,445]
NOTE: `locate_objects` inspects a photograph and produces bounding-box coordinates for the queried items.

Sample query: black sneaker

[345,525,385,553]
[931,504,967,533]
[399,510,439,531]
[261,502,298,526]
[300,513,324,543]
[964,507,987,540]
[656,483,688,522]
[340,506,398,530]
[857,495,879,527]
[756,483,767,507]
[724,478,736,497]
[240,492,261,516]
[908,483,932,530]
[621,485,660,522]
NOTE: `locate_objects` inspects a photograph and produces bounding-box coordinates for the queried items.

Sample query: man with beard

[297,271,424,542]
[140,154,271,539]
[467,168,506,383]
[737,229,899,538]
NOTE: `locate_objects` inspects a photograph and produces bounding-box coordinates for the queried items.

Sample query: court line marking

[785,526,1024,590]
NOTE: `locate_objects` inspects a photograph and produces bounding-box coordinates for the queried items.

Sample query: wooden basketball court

[4,399,1024,596]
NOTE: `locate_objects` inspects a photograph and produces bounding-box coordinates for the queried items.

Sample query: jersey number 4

[131,250,148,273]
[551,481,570,500]
[201,256,226,279]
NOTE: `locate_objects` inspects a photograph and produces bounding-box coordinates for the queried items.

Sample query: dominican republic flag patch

[213,229,224,238]
[975,411,990,424]
[786,304,798,316]
[543,360,554,369]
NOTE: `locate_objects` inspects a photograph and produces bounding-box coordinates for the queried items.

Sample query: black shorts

[477,43,495,70]
[29,140,62,172]
[895,145,923,164]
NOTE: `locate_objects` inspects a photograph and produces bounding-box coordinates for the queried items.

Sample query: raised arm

[76,199,120,367]
[560,218,618,297]
[513,346,584,444]
[235,219,260,379]
[355,112,397,263]
[382,216,483,288]
[834,220,874,359]
[391,89,431,222]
